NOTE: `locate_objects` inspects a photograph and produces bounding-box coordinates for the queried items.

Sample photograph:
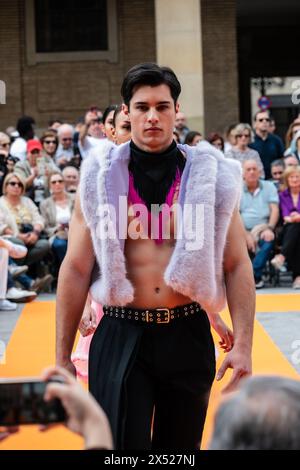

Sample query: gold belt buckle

[155,308,170,324]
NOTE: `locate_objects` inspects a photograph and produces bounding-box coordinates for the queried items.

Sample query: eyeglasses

[236,134,250,138]
[51,179,64,184]
[7,181,23,188]
[258,118,270,122]
[44,140,56,145]
[62,137,73,142]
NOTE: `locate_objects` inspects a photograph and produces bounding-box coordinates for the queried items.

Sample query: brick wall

[201,0,239,136]
[0,0,156,131]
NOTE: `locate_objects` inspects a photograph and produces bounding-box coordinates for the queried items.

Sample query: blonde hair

[282,165,300,190]
[3,172,26,195]
[234,123,254,143]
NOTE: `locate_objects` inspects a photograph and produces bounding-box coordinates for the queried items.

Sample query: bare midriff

[124,182,192,309]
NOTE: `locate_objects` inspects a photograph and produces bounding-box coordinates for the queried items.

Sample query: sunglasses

[7,181,23,188]
[258,118,270,122]
[51,179,64,184]
[44,140,56,145]
[236,134,250,138]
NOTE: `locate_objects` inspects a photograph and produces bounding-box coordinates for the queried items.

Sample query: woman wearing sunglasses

[40,171,74,270]
[0,173,51,293]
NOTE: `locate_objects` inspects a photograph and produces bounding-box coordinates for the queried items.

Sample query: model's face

[112,110,131,145]
[124,84,179,153]
[192,135,202,146]
[102,110,115,141]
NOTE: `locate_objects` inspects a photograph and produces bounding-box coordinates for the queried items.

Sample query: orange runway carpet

[0,294,299,450]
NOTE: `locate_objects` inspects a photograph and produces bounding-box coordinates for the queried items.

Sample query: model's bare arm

[217,207,255,393]
[56,192,95,373]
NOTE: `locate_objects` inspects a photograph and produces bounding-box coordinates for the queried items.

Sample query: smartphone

[0,376,66,426]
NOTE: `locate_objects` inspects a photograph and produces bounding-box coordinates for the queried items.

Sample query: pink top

[128,171,181,244]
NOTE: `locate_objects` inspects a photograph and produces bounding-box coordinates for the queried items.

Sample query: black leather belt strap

[103,302,204,325]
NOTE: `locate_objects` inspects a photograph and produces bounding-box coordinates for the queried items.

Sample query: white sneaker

[0,299,17,311]
[6,287,37,303]
[8,265,28,279]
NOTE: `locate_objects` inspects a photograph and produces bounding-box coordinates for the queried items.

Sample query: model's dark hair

[102,105,118,125]
[112,105,123,128]
[121,62,181,108]
[184,131,202,145]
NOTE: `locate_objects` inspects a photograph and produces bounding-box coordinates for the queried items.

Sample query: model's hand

[42,366,113,449]
[78,302,98,337]
[209,314,234,352]
[56,358,77,377]
[216,345,252,394]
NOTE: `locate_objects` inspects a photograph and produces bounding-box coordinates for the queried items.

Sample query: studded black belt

[103,302,204,325]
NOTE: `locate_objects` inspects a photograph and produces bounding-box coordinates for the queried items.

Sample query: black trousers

[281,223,300,279]
[89,310,216,450]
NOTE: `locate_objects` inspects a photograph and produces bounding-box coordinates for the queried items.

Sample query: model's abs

[124,237,192,309]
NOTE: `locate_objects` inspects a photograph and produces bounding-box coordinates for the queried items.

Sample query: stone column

[154,0,205,133]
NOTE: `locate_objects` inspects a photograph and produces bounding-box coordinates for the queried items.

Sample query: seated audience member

[225,123,265,178]
[0,173,51,291]
[14,139,58,205]
[0,238,36,310]
[240,159,279,288]
[209,375,300,450]
[207,132,224,152]
[41,130,59,162]
[184,131,202,146]
[6,156,18,174]
[284,154,299,169]
[40,172,74,267]
[270,159,285,191]
[62,166,80,194]
[0,132,11,156]
[287,129,300,161]
[56,124,77,169]
[271,166,300,288]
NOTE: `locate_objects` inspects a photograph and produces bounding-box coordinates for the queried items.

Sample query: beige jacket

[0,196,44,236]
[39,193,74,242]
